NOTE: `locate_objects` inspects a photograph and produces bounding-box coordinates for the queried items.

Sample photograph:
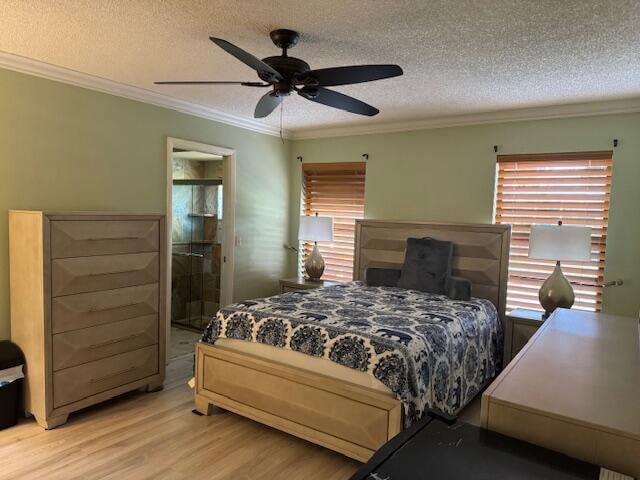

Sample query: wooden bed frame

[194,220,511,461]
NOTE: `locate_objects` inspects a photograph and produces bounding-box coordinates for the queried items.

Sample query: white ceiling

[1,0,639,135]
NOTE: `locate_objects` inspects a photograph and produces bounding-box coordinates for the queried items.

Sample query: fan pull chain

[280,100,285,143]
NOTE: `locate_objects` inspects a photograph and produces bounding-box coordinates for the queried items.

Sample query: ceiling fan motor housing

[269,29,300,50]
[259,56,310,95]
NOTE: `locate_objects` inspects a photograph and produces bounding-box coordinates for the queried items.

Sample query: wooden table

[481,308,640,478]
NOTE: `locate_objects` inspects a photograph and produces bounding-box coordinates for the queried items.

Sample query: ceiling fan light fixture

[298,86,319,99]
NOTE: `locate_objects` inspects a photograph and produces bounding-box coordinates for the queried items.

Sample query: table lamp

[298,213,334,280]
[528,222,592,318]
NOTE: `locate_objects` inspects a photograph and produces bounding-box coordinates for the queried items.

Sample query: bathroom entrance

[171,155,223,331]
[166,138,236,359]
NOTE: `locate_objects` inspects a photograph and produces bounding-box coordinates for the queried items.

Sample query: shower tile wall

[173,157,205,180]
[172,184,193,244]
[171,158,223,331]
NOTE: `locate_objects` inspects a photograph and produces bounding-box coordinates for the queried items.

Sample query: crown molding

[289,97,640,140]
[3,51,638,142]
[0,51,288,138]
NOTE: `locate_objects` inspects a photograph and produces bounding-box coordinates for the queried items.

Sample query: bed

[194,220,511,461]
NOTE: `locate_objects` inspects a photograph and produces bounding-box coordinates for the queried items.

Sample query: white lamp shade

[298,215,334,242]
[528,224,592,261]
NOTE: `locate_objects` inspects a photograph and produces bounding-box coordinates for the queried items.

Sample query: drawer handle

[85,236,142,241]
[88,302,140,312]
[88,333,143,349]
[90,366,137,383]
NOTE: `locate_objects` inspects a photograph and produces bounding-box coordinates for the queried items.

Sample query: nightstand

[503,308,545,365]
[279,276,341,293]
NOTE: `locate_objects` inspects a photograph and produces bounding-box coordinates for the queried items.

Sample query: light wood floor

[0,353,360,480]
[169,327,202,360]
[1,346,482,480]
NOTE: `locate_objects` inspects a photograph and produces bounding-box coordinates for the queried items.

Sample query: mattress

[202,282,502,426]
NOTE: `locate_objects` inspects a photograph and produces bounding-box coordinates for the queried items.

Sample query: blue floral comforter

[201,282,502,426]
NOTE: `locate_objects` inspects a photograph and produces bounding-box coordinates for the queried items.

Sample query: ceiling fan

[155,29,403,118]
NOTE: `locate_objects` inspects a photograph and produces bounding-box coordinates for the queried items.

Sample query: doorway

[165,137,236,361]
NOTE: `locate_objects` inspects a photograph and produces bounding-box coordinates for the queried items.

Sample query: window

[301,162,366,282]
[494,151,613,312]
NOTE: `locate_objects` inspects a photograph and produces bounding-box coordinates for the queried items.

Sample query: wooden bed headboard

[353,220,511,321]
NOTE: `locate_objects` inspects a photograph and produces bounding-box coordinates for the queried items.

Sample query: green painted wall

[290,113,640,317]
[0,68,291,340]
[2,65,638,340]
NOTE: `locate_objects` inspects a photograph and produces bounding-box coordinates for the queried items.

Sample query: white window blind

[301,162,366,282]
[495,151,613,312]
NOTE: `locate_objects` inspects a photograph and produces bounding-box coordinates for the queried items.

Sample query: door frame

[165,137,236,360]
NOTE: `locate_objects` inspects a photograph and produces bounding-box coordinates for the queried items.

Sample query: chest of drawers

[9,211,166,429]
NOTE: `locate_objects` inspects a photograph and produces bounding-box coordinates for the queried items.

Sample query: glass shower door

[171,180,222,332]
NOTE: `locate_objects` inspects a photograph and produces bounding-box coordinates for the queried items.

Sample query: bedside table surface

[279,276,342,288]
[508,308,545,323]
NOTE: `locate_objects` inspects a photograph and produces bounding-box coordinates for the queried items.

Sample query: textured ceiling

[1,0,639,133]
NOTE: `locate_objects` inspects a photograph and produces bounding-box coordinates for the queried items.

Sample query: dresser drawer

[53,345,158,408]
[51,220,159,258]
[52,314,158,371]
[52,283,158,333]
[51,252,159,297]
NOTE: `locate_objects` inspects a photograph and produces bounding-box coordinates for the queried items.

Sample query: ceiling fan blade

[298,87,379,116]
[210,37,282,83]
[155,81,270,86]
[254,91,282,118]
[297,65,403,87]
